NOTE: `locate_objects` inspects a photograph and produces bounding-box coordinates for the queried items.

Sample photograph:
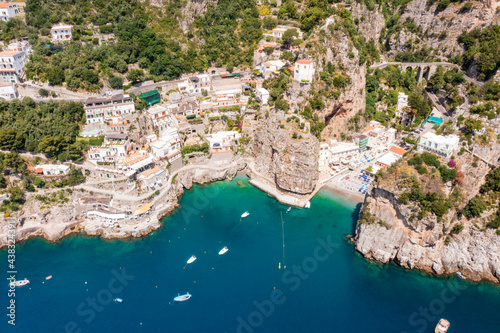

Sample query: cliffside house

[355,134,369,152]
[0,50,25,83]
[149,134,181,162]
[84,93,135,124]
[146,105,179,136]
[294,59,315,83]
[319,141,360,166]
[117,151,155,177]
[375,152,401,168]
[137,165,167,191]
[271,28,286,38]
[256,88,270,105]
[417,132,459,158]
[51,24,73,42]
[0,3,19,21]
[208,131,241,153]
[262,60,285,78]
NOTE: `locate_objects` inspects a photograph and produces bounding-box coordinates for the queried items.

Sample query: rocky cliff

[355,187,500,283]
[252,116,319,195]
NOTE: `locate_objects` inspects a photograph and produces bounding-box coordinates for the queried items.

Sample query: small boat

[45,275,52,280]
[114,298,123,303]
[286,207,291,213]
[218,246,228,255]
[187,255,197,264]
[305,201,311,209]
[10,279,30,287]
[241,212,250,218]
[174,293,191,302]
[456,271,466,279]
[435,318,450,333]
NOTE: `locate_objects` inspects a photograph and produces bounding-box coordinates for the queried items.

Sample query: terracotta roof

[27,166,34,171]
[133,202,153,216]
[296,59,312,64]
[390,146,407,156]
[362,125,374,134]
[138,165,162,179]
[0,50,23,57]
[35,168,44,174]
[0,3,14,8]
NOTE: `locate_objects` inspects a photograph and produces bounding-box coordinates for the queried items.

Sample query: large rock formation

[253,116,319,195]
[355,187,500,283]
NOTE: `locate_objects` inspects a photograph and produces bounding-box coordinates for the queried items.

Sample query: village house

[262,60,285,78]
[170,101,200,117]
[84,93,135,124]
[0,84,18,100]
[51,24,73,42]
[208,131,241,153]
[256,88,269,105]
[294,59,315,83]
[319,141,360,166]
[106,116,129,132]
[0,50,26,83]
[418,132,459,158]
[0,3,20,22]
[395,92,413,127]
[88,132,131,164]
[212,78,242,98]
[32,164,71,176]
[271,27,286,38]
[146,105,179,136]
[149,134,181,162]
[137,165,167,191]
[6,41,32,64]
[117,151,155,177]
[375,152,402,168]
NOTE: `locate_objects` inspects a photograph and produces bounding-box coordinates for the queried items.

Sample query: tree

[263,47,274,55]
[281,29,298,47]
[127,69,144,83]
[262,16,278,30]
[4,153,25,173]
[462,196,487,219]
[38,135,65,158]
[46,66,65,86]
[109,76,123,89]
[0,129,23,150]
[39,88,49,97]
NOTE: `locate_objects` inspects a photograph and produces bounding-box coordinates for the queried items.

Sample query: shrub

[421,152,441,168]
[450,223,464,234]
[462,196,487,219]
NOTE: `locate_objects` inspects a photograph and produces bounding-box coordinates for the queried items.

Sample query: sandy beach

[323,180,366,203]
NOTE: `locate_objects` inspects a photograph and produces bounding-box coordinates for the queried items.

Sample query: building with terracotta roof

[389,146,407,157]
[0,3,20,22]
[84,93,135,124]
[294,59,315,83]
[137,165,167,191]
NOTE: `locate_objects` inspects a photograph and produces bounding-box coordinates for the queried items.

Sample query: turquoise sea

[2,175,500,333]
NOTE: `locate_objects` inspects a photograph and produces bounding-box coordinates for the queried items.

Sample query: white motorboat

[174,293,192,302]
[287,207,291,213]
[241,212,250,218]
[187,255,197,264]
[435,319,450,333]
[10,278,30,287]
[218,246,228,255]
[305,201,311,209]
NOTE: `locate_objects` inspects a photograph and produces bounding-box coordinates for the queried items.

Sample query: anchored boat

[174,293,191,302]
[114,298,123,303]
[287,207,291,213]
[187,255,197,264]
[435,319,450,333]
[241,212,250,218]
[219,246,228,255]
[10,279,30,287]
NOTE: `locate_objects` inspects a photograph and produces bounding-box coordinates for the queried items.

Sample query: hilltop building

[0,3,20,22]
[294,59,315,83]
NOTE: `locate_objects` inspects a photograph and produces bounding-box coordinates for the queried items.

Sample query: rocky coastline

[0,157,325,249]
[355,187,500,284]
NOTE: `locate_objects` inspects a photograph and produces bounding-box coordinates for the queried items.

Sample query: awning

[133,202,153,216]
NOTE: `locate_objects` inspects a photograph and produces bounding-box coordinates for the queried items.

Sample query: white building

[117,151,155,176]
[149,134,181,161]
[256,88,269,105]
[0,84,18,100]
[137,165,167,191]
[88,132,131,163]
[417,132,459,158]
[376,152,401,168]
[395,92,413,127]
[263,60,285,78]
[396,92,408,111]
[51,24,73,42]
[212,78,242,98]
[84,93,135,124]
[272,28,286,38]
[319,141,359,166]
[33,164,71,176]
[0,50,25,83]
[208,131,241,153]
[146,105,179,136]
[294,59,315,83]
[6,41,32,64]
[0,3,19,22]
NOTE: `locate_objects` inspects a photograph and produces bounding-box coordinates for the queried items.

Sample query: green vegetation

[181,143,209,157]
[0,99,84,161]
[458,25,500,80]
[426,67,465,112]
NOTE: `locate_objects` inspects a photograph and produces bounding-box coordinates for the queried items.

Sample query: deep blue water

[2,175,500,333]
